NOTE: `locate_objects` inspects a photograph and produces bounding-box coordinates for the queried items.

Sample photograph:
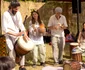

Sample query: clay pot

[39,24,45,33]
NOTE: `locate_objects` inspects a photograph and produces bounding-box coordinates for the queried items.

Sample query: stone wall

[1,1,85,36]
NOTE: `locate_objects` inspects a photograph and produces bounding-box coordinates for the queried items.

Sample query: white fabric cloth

[28,21,44,45]
[71,40,85,55]
[2,10,25,34]
[72,44,85,55]
[42,66,63,70]
[80,42,85,56]
[48,14,68,37]
[81,69,85,70]
[1,10,25,50]
[42,66,85,70]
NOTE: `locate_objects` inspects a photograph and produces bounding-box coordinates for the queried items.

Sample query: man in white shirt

[48,7,68,65]
[1,1,29,70]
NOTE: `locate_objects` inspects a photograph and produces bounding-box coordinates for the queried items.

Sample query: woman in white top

[76,22,85,68]
[77,22,85,55]
[28,10,46,68]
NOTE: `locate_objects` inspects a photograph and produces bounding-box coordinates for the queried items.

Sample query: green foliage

[4,0,10,2]
[4,0,46,2]
[4,0,34,1]
[18,0,35,1]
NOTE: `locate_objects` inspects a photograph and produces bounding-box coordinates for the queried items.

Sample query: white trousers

[5,35,25,66]
[33,44,46,64]
[51,36,65,63]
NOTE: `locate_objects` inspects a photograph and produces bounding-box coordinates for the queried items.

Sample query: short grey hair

[55,7,62,13]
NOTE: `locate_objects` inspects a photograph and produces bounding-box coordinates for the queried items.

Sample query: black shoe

[32,64,36,68]
[59,60,63,64]
[19,67,26,70]
[40,62,46,67]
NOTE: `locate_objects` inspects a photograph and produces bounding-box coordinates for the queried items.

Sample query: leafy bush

[4,0,46,2]
[4,0,34,1]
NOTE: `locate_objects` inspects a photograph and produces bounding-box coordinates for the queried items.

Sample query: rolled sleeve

[63,16,68,27]
[48,16,53,27]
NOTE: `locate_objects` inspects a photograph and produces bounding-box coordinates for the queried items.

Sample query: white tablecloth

[42,66,85,70]
[42,66,63,70]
